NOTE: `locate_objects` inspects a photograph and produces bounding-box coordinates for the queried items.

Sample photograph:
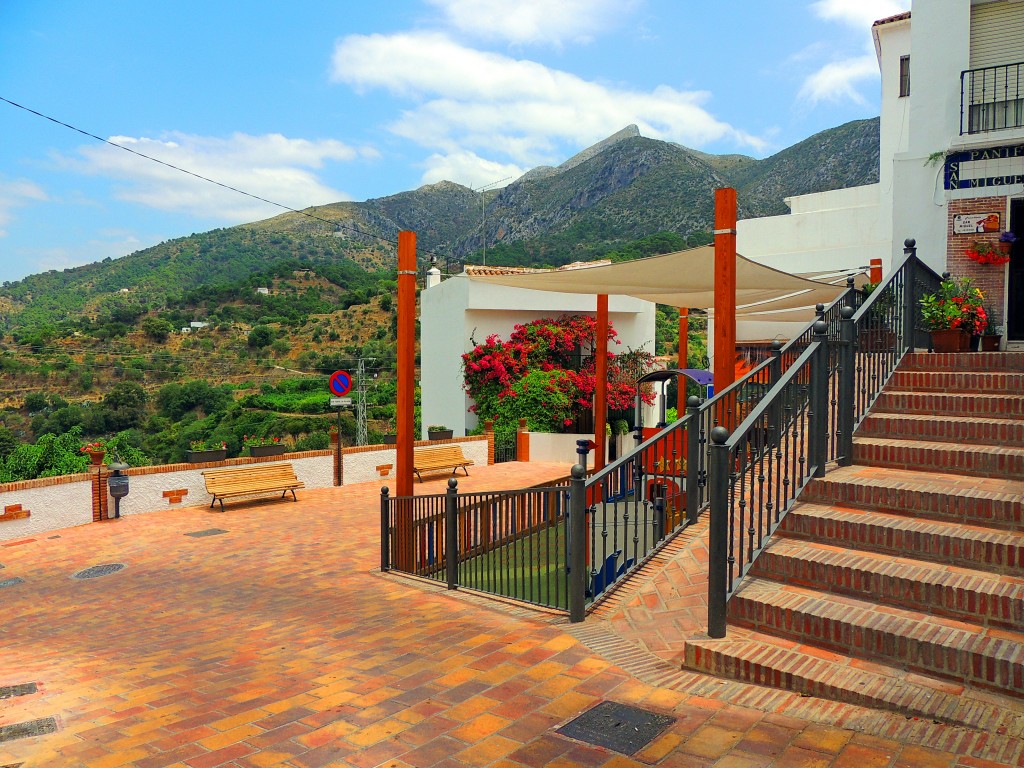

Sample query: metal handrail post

[809,321,830,478]
[380,487,390,572]
[685,395,701,524]
[445,478,459,590]
[902,238,918,350]
[838,307,856,466]
[707,426,730,639]
[568,464,587,623]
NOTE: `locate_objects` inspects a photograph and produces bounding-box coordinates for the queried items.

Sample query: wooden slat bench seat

[202,462,304,512]
[413,445,474,482]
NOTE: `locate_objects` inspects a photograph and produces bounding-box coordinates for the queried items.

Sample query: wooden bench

[413,445,474,482]
[202,463,304,512]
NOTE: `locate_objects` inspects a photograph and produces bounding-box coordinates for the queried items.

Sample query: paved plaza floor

[0,462,1019,767]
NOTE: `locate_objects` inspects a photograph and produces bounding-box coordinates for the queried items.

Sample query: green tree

[248,325,274,348]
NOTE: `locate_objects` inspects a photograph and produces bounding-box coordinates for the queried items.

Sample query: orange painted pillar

[678,308,689,368]
[869,258,883,284]
[594,295,608,471]
[713,188,737,398]
[396,231,416,499]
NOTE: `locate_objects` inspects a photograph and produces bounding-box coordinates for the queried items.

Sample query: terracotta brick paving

[0,462,1019,767]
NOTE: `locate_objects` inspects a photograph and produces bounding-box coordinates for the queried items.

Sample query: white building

[739,2,1022,346]
[419,265,657,439]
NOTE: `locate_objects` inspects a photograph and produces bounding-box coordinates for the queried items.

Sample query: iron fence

[381,480,572,611]
[961,62,1024,134]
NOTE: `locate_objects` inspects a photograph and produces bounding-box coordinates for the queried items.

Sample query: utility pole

[473,176,511,267]
[356,357,375,446]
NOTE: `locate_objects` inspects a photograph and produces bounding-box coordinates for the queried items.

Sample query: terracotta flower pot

[982,334,1002,351]
[88,451,105,466]
[930,328,967,353]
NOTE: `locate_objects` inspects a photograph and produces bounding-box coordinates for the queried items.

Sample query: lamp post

[473,176,510,266]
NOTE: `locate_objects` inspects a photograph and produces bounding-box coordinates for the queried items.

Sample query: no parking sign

[329,370,352,397]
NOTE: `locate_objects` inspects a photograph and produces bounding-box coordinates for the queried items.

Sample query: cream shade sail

[465,245,847,311]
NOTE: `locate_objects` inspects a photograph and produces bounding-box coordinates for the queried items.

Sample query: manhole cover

[0,578,24,589]
[184,528,228,538]
[0,683,37,700]
[72,563,125,580]
[557,701,674,755]
[0,717,57,743]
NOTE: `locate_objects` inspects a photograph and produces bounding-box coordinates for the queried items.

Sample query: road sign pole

[336,405,343,486]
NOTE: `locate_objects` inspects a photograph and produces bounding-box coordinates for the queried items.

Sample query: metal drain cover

[0,717,57,743]
[0,683,37,700]
[0,577,24,589]
[557,701,674,755]
[184,528,228,537]
[72,563,125,580]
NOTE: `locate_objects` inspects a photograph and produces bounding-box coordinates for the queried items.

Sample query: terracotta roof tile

[465,259,611,277]
[873,11,910,27]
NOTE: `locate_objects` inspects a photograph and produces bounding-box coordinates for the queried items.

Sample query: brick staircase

[684,352,1024,728]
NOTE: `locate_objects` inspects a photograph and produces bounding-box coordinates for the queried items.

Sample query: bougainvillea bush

[462,315,656,436]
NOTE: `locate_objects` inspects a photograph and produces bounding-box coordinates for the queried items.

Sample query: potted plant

[80,440,107,466]
[981,312,1003,351]
[187,439,228,463]
[382,419,397,444]
[427,424,453,440]
[919,277,986,352]
[243,434,285,457]
[329,425,339,444]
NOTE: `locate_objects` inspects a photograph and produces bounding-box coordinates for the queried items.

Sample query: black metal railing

[961,62,1024,134]
[381,479,571,611]
[706,241,944,637]
[494,433,518,463]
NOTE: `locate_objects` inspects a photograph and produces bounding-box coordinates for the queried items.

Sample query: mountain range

[0,117,880,330]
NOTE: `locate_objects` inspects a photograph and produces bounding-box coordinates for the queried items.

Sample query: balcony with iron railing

[961,61,1024,134]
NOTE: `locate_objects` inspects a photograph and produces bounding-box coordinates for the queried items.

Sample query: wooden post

[713,188,737,398]
[516,418,530,463]
[594,294,608,471]
[678,307,689,368]
[396,231,416,499]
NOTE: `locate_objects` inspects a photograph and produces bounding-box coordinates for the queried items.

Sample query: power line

[0,95,453,262]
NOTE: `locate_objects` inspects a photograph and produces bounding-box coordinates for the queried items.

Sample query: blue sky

[0,0,908,284]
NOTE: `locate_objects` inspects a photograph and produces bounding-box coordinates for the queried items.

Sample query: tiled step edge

[888,369,1024,393]
[873,391,1024,417]
[852,437,1024,480]
[780,503,1024,574]
[801,474,1023,532]
[857,413,1024,447]
[727,579,1024,695]
[900,352,1024,371]
[683,632,1024,737]
[751,537,1023,630]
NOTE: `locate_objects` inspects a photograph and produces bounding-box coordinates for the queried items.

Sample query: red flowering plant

[920,277,987,334]
[964,232,1013,266]
[242,435,282,448]
[79,440,106,454]
[462,315,657,435]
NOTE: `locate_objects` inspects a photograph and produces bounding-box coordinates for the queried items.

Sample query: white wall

[527,432,596,465]
[0,477,93,539]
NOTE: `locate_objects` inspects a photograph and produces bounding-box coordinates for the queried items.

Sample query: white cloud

[797,0,910,106]
[331,32,765,185]
[419,151,525,189]
[426,0,638,46]
[798,55,880,105]
[0,177,47,237]
[58,132,375,222]
[810,0,908,30]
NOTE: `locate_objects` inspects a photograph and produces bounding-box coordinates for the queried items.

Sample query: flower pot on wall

[382,434,397,445]
[427,429,453,441]
[982,334,1002,351]
[88,451,106,466]
[248,445,285,457]
[930,329,967,353]
[187,449,227,463]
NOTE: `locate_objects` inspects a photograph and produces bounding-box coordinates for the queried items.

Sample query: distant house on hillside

[255,287,270,295]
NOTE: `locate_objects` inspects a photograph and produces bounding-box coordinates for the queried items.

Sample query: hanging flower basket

[965,232,1014,265]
